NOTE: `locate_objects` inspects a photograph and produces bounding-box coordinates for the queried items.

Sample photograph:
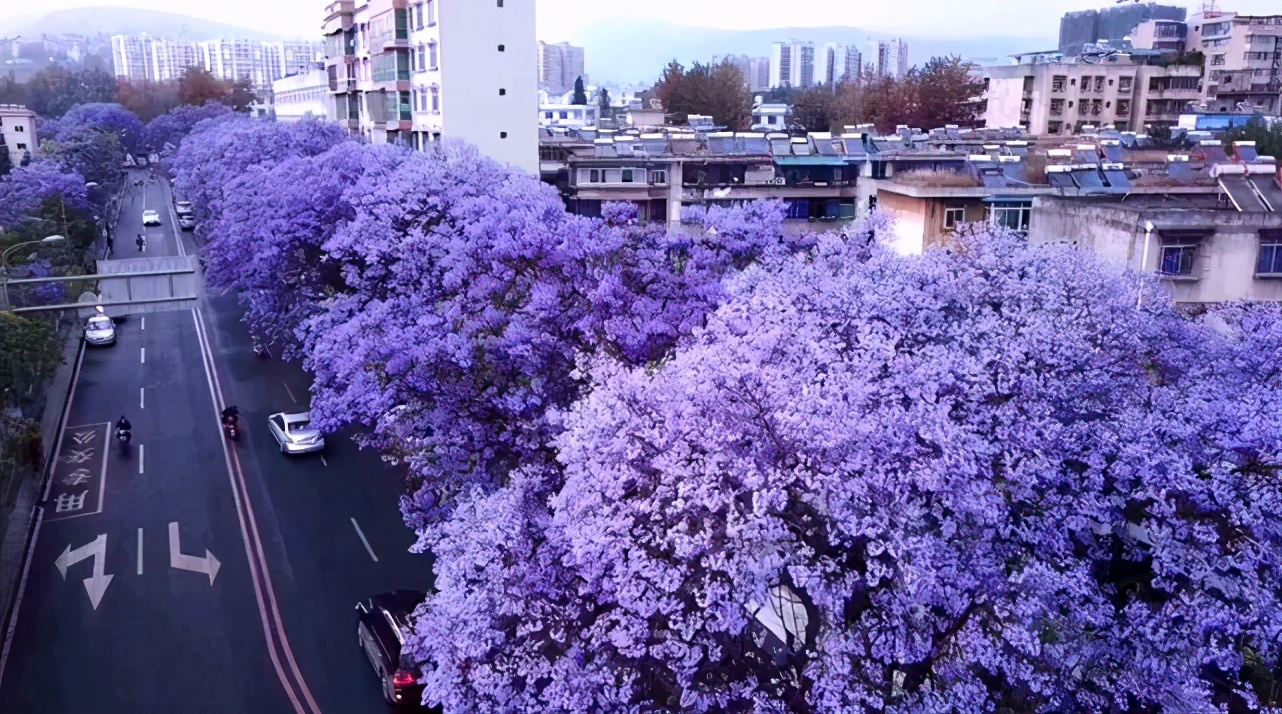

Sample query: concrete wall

[1029,197,1282,303]
[439,0,538,174]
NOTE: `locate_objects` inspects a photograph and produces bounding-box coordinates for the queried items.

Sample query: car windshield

[290,419,312,431]
[88,317,111,329]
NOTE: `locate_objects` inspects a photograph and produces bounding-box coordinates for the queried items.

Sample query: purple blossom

[0,161,89,230]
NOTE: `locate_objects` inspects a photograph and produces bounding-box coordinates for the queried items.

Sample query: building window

[500,131,508,138]
[544,111,553,119]
[428,42,438,70]
[943,207,965,231]
[1158,230,1207,277]
[426,0,436,26]
[430,84,440,112]
[415,3,423,30]
[499,88,506,96]
[559,110,568,119]
[988,200,1032,234]
[622,169,635,183]
[16,142,26,150]
[416,44,426,71]
[651,169,667,185]
[1258,230,1282,276]
[498,44,506,52]
[14,125,23,132]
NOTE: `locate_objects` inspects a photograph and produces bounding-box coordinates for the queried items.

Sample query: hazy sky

[3,0,1281,41]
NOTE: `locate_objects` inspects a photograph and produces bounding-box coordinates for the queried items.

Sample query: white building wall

[0,105,37,166]
[437,0,538,174]
[272,70,331,122]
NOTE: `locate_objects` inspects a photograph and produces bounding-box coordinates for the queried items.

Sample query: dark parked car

[178,214,196,231]
[356,590,431,709]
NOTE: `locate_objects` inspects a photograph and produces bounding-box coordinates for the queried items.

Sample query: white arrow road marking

[168,521,220,585]
[54,534,113,610]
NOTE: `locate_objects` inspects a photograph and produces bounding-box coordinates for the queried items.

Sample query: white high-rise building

[149,39,201,82]
[819,43,861,85]
[770,41,815,89]
[537,41,585,96]
[111,35,154,80]
[866,38,910,78]
[323,0,538,174]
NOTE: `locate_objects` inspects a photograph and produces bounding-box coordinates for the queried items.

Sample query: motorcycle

[222,418,240,441]
[116,427,132,454]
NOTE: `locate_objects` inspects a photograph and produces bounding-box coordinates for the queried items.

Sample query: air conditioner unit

[773,177,786,185]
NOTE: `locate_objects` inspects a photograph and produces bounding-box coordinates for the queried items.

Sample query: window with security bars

[1158,230,1208,277]
[1258,230,1282,276]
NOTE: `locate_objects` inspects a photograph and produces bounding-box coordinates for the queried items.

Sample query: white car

[268,411,325,455]
[142,209,161,226]
[83,314,116,347]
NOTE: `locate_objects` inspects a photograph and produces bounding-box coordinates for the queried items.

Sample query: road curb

[0,333,85,674]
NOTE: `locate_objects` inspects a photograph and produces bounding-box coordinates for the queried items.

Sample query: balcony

[369,9,410,51]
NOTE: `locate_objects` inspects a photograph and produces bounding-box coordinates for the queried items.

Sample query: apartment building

[1058,3,1186,56]
[323,0,538,174]
[982,55,1202,134]
[272,70,331,121]
[149,39,201,82]
[537,41,585,96]
[0,104,36,167]
[1190,11,1282,113]
[110,34,154,80]
[819,43,861,86]
[866,39,908,79]
[712,54,771,91]
[770,41,815,89]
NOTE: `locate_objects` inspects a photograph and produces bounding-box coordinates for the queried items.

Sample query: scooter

[116,427,132,454]
[222,418,240,441]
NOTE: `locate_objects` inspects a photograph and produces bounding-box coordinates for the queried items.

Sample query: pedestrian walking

[136,233,146,252]
[106,234,114,256]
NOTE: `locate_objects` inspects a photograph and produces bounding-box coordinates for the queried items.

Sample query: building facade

[1189,11,1282,114]
[770,41,815,89]
[537,41,585,96]
[110,34,153,80]
[324,0,538,173]
[0,104,36,167]
[272,70,330,121]
[819,43,861,86]
[1058,3,1186,56]
[982,58,1202,134]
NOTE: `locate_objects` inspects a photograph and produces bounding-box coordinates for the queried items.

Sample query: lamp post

[0,235,67,311]
[1137,220,1154,309]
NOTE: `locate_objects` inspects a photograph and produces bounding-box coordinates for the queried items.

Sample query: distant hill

[12,7,295,42]
[573,19,1054,86]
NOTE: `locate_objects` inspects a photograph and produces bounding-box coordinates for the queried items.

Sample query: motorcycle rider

[220,405,239,426]
[116,415,132,442]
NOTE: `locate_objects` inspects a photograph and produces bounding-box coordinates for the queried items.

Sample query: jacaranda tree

[412,228,1282,712]
[179,118,1282,712]
[143,101,234,154]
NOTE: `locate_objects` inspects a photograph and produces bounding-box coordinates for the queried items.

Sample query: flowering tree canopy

[180,118,1282,712]
[0,160,90,230]
[40,102,145,156]
[143,101,233,154]
[413,229,1282,712]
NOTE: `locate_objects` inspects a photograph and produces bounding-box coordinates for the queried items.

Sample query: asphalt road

[0,175,435,713]
[110,170,185,259]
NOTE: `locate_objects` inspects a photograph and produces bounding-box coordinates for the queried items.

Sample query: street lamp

[1137,219,1154,309]
[1,235,67,311]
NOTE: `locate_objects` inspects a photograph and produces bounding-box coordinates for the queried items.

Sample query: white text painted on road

[54,534,113,610]
[168,521,221,585]
[350,518,379,562]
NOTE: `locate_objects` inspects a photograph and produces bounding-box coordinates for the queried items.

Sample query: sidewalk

[0,330,82,632]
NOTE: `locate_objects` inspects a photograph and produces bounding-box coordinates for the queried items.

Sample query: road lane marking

[350,519,379,562]
[192,309,319,714]
[138,444,145,474]
[283,382,297,404]
[140,387,145,409]
[54,534,113,610]
[320,455,328,467]
[137,528,144,575]
[141,316,146,330]
[140,347,146,364]
[168,521,221,585]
